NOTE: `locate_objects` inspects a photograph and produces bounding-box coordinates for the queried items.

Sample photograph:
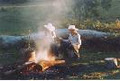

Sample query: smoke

[34,31,56,63]
[21,0,73,29]
[48,0,73,27]
[25,0,74,62]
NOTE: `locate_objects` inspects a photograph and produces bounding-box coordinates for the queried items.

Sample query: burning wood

[24,50,37,63]
[38,60,65,71]
[21,62,42,74]
[22,47,65,72]
[3,29,65,78]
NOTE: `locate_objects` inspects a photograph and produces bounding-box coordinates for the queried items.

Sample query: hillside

[0,0,120,35]
[99,0,120,19]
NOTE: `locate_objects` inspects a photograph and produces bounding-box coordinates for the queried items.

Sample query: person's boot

[75,51,80,60]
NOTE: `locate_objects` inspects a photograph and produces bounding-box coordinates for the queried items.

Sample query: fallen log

[0,29,110,48]
[104,57,118,69]
[117,58,120,68]
[0,29,120,52]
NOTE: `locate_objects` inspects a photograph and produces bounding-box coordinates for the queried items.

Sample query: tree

[71,0,112,20]
[72,0,85,20]
[0,0,28,4]
[101,0,112,11]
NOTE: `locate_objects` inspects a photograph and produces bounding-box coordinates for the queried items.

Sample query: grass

[0,47,120,79]
[0,5,51,35]
[99,0,120,18]
[65,48,120,80]
[0,0,120,35]
[0,48,20,65]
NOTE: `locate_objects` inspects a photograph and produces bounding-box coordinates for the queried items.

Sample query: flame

[39,60,65,71]
[36,49,65,71]
[25,47,65,72]
[27,51,37,63]
[25,33,65,72]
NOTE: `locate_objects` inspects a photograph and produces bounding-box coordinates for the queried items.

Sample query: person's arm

[52,31,56,38]
[68,34,72,42]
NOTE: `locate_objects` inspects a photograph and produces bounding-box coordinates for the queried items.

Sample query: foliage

[0,0,28,4]
[61,18,120,36]
[71,0,112,20]
[101,0,112,11]
[0,0,119,36]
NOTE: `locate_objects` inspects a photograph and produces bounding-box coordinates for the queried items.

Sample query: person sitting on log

[59,25,81,59]
[42,23,59,57]
[44,23,56,43]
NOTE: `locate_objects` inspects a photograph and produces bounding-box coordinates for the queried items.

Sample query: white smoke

[26,0,73,27]
[25,0,73,62]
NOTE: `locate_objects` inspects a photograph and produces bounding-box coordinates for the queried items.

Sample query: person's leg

[75,52,80,59]
[73,46,81,58]
[53,44,59,57]
[60,40,71,59]
[50,43,59,57]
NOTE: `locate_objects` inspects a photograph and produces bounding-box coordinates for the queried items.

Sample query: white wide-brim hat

[68,25,78,31]
[44,23,55,32]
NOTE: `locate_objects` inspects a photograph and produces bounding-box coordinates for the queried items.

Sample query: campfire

[38,60,65,71]
[23,48,65,73]
[2,32,65,79]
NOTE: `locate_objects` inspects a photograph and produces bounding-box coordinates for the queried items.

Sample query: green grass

[0,6,51,35]
[66,48,120,79]
[0,48,20,65]
[99,0,120,18]
[0,0,120,35]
